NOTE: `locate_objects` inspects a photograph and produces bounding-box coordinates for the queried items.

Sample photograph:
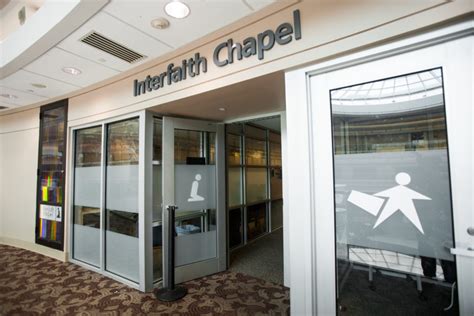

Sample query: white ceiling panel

[0,69,79,98]
[57,11,173,72]
[245,0,276,11]
[24,47,120,88]
[0,86,47,106]
[103,0,257,49]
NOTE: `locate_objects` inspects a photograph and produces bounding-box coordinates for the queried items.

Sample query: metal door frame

[162,116,226,285]
[284,19,473,315]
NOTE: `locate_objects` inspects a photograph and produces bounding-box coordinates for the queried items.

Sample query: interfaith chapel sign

[133,10,302,97]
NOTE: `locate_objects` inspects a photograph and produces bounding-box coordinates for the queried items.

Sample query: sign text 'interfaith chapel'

[133,10,301,97]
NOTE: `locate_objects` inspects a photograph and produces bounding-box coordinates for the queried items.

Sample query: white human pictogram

[188,174,205,202]
[347,172,431,234]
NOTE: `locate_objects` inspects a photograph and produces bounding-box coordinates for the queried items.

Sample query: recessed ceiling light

[0,93,18,99]
[218,107,226,112]
[62,67,82,75]
[164,1,190,19]
[31,83,47,89]
[151,17,170,29]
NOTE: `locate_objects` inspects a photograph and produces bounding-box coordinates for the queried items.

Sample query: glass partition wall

[71,113,226,290]
[73,126,102,267]
[70,111,157,291]
[105,119,140,282]
[227,121,282,250]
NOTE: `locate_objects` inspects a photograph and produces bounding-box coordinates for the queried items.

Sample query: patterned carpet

[0,245,290,315]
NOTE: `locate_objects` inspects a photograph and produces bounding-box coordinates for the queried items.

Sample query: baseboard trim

[0,236,66,262]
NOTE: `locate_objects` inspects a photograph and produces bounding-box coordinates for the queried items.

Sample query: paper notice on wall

[40,204,62,222]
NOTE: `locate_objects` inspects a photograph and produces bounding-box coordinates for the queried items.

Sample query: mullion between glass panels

[241,127,247,245]
[266,129,271,233]
[71,131,78,262]
[100,123,106,273]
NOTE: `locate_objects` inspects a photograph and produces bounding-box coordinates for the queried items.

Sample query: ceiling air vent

[80,31,146,64]
[0,106,9,110]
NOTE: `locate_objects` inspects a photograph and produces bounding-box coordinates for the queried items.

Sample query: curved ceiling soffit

[0,0,108,79]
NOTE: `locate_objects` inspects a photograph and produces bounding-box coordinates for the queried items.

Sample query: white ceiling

[149,71,285,122]
[0,0,277,112]
[0,0,11,10]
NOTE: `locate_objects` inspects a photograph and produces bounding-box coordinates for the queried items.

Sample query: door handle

[450,247,474,258]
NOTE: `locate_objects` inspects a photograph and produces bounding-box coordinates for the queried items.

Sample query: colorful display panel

[35,100,67,250]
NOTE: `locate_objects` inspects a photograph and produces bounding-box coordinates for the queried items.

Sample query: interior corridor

[229,228,284,285]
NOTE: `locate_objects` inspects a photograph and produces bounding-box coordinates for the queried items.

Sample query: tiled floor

[0,245,289,315]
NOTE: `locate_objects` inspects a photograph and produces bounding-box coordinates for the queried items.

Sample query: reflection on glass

[73,126,101,267]
[175,129,201,164]
[75,126,102,167]
[270,140,282,166]
[107,119,139,165]
[270,167,283,200]
[105,118,139,282]
[246,168,267,203]
[227,134,242,166]
[331,68,457,314]
[229,208,243,248]
[246,138,267,166]
[271,199,283,230]
[40,107,65,169]
[228,167,242,207]
[247,203,267,241]
[153,119,162,162]
[245,125,266,139]
[208,133,216,165]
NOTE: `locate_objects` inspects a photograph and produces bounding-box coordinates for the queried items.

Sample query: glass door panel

[72,126,102,267]
[174,129,217,267]
[162,117,225,284]
[331,69,458,314]
[304,35,472,315]
[105,118,140,282]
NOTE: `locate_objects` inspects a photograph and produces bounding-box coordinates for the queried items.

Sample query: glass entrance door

[162,117,226,284]
[309,36,473,314]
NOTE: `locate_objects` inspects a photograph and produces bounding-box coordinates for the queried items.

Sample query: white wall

[0,108,65,260]
[1,128,38,240]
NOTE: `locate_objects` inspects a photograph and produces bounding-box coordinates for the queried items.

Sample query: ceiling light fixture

[164,1,190,19]
[0,93,18,99]
[218,107,226,112]
[151,17,170,29]
[31,83,47,89]
[62,67,82,75]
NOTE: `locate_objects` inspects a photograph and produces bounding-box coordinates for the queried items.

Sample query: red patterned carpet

[0,245,290,315]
